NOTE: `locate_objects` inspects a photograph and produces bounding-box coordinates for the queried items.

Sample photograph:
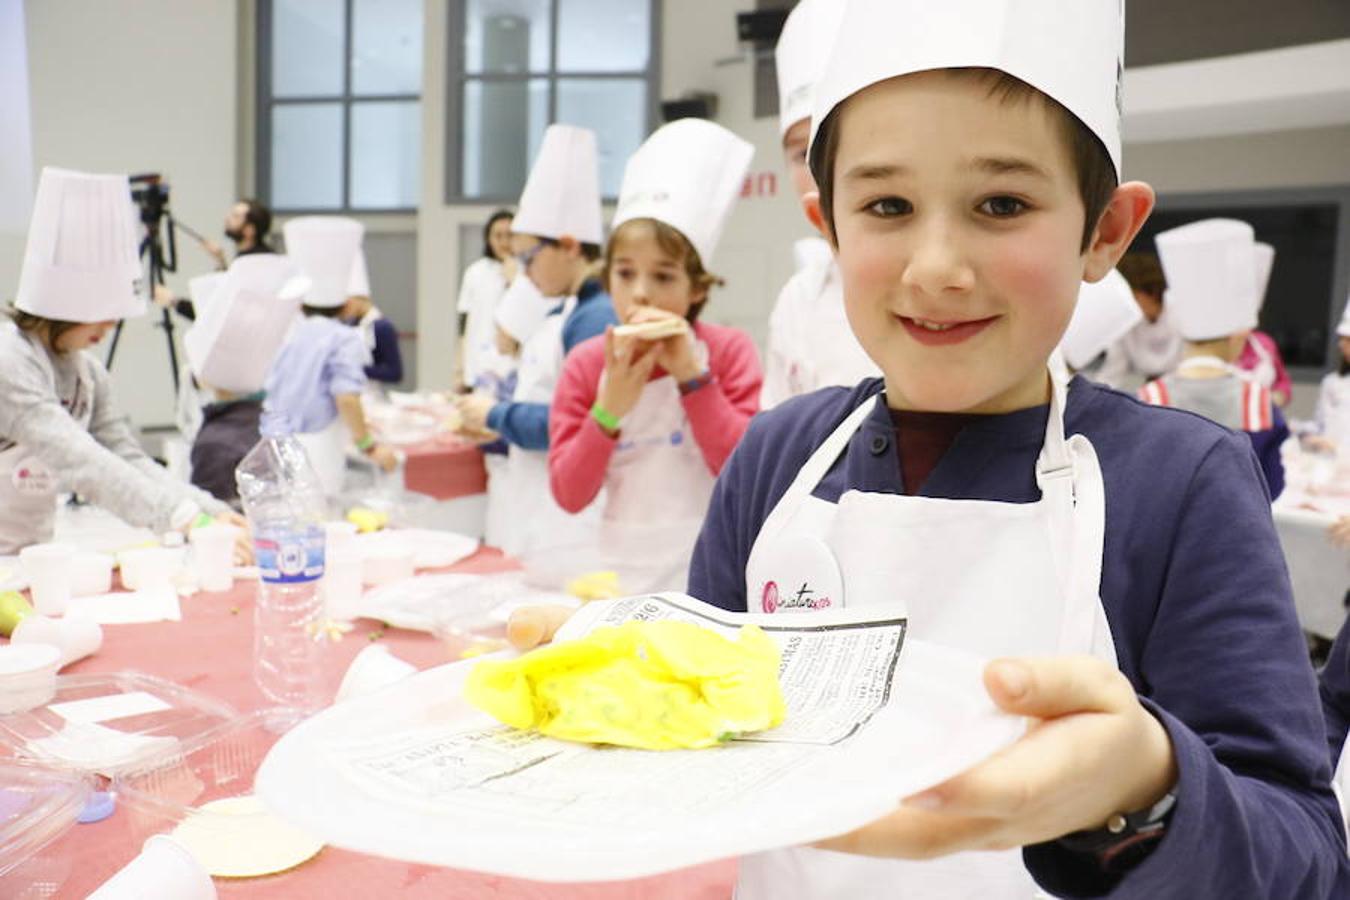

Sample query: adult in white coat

[0,167,241,553]
[761,0,878,409]
[454,125,615,579]
[456,209,517,394]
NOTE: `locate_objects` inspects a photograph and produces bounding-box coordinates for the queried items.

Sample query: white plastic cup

[72,553,115,597]
[335,644,417,703]
[0,643,61,714]
[361,548,415,587]
[321,556,364,621]
[189,524,239,593]
[119,547,182,591]
[11,613,103,668]
[19,542,75,615]
[87,834,217,899]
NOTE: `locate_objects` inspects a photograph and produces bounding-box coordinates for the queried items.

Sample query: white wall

[5,0,240,429]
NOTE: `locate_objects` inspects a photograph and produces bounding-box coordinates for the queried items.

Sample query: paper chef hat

[1251,241,1274,318]
[1059,269,1142,371]
[283,216,364,309]
[1155,218,1258,342]
[493,273,556,345]
[1338,298,1350,339]
[809,0,1125,179]
[187,272,227,321]
[511,125,604,246]
[611,119,754,267]
[184,255,309,394]
[16,167,146,323]
[347,247,370,298]
[775,0,847,137]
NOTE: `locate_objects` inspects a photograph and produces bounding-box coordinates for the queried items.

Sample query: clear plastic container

[0,672,236,778]
[0,760,92,892]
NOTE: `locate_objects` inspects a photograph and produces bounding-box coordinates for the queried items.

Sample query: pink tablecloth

[31,550,736,898]
[401,436,488,501]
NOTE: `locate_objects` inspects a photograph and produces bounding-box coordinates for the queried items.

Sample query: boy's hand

[369,444,399,472]
[455,393,497,434]
[506,605,576,650]
[815,656,1177,859]
[597,327,660,422]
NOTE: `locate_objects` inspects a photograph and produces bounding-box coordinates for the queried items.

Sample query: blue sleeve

[1247,407,1289,500]
[486,401,550,451]
[688,420,766,612]
[1026,430,1349,898]
[1322,619,1350,767]
[327,331,367,397]
[561,300,618,354]
[364,318,404,384]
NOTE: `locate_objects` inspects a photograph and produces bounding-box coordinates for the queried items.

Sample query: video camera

[129,172,170,228]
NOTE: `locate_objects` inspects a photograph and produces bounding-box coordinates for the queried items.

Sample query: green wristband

[591,403,621,433]
[192,513,215,530]
[356,434,375,452]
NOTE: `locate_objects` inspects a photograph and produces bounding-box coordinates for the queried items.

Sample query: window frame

[444,0,663,206]
[257,0,424,215]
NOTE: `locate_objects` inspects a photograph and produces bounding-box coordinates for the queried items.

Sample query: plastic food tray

[0,760,93,893]
[0,672,237,778]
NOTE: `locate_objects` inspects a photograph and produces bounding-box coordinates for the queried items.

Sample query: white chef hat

[347,247,370,298]
[187,272,227,321]
[184,255,309,394]
[282,216,364,309]
[15,167,146,323]
[1155,218,1258,342]
[775,0,847,137]
[808,0,1124,180]
[511,125,604,246]
[1337,298,1350,339]
[1059,269,1142,371]
[1251,241,1274,318]
[611,118,754,267]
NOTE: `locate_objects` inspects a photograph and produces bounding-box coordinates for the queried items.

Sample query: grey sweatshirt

[0,320,228,551]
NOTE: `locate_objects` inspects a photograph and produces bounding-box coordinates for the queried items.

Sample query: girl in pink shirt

[547,119,761,595]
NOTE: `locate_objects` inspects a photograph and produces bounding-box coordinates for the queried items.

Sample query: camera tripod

[106,173,181,394]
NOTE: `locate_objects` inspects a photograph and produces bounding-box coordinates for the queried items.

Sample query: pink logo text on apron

[762,580,832,613]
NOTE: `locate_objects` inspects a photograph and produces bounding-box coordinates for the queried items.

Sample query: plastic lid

[0,760,93,879]
[0,644,61,676]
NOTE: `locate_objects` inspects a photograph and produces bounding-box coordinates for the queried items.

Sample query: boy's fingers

[506,605,574,650]
[983,657,1130,720]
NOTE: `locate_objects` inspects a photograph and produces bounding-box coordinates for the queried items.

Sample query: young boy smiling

[681,0,1347,896]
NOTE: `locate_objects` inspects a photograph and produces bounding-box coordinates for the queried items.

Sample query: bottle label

[255,526,326,584]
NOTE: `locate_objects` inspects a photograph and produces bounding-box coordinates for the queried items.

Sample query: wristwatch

[1058,791,1177,875]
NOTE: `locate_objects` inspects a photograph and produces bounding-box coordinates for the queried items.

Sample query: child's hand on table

[597,327,661,424]
[506,605,577,651]
[816,656,1177,860]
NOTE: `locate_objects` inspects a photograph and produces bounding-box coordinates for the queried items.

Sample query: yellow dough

[466,620,786,750]
[565,571,623,602]
[170,794,324,878]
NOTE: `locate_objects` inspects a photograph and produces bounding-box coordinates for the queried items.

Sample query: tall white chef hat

[187,272,227,322]
[184,255,309,394]
[493,273,559,346]
[1251,241,1274,318]
[808,0,1125,179]
[610,118,754,268]
[511,125,604,246]
[282,216,364,309]
[1337,297,1350,339]
[15,167,146,323]
[347,246,370,298]
[775,0,847,137]
[1059,269,1142,371]
[1155,218,1258,342]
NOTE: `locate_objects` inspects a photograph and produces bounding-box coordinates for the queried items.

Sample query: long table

[27,549,736,898]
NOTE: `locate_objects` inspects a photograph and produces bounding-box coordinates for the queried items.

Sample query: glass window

[270,103,344,209]
[556,78,647,198]
[260,0,424,211]
[556,0,650,73]
[464,0,551,74]
[272,0,345,97]
[461,79,549,199]
[352,0,423,94]
[350,101,422,208]
[450,0,657,202]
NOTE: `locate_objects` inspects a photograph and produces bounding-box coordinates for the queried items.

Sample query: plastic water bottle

[235,436,331,728]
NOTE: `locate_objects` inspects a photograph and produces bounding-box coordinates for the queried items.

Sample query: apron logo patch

[10,459,56,496]
[762,580,832,614]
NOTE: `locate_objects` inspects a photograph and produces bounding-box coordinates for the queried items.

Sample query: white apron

[295,415,348,498]
[0,345,95,554]
[1334,741,1350,855]
[502,301,603,585]
[598,343,716,595]
[738,372,1116,899]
